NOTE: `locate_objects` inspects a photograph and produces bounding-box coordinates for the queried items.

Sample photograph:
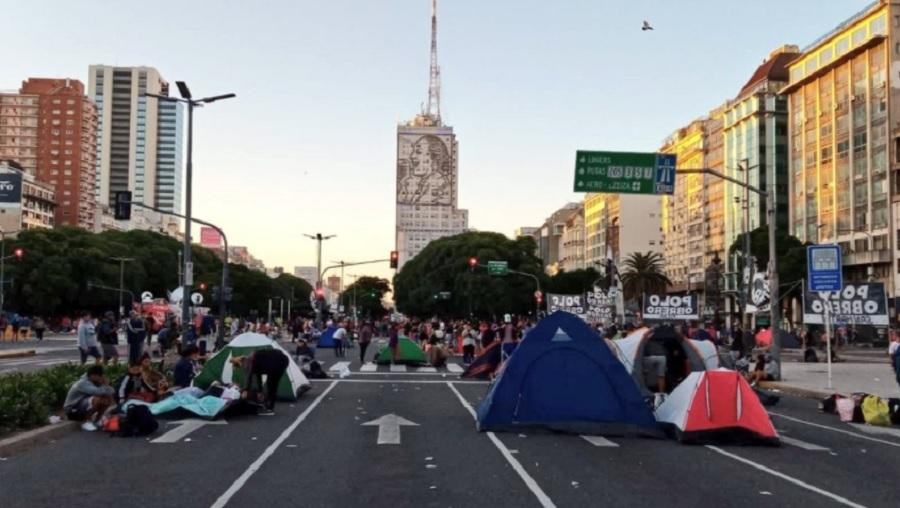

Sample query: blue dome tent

[317,325,337,348]
[476,311,660,436]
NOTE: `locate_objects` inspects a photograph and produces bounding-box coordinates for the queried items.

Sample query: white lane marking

[390,364,407,372]
[770,412,900,448]
[309,378,489,385]
[446,363,464,373]
[210,380,338,508]
[416,366,438,373]
[152,419,227,444]
[447,382,556,508]
[779,436,830,452]
[328,361,350,372]
[361,413,419,445]
[705,446,865,508]
[581,435,619,447]
[849,423,900,439]
[359,362,377,372]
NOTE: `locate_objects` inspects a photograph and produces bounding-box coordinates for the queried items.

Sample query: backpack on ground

[850,393,869,423]
[861,396,892,427]
[803,348,818,363]
[888,398,900,425]
[118,405,158,437]
[820,394,842,414]
[836,398,856,422]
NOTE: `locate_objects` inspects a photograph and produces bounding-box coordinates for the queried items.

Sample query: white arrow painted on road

[361,413,419,445]
[151,419,227,443]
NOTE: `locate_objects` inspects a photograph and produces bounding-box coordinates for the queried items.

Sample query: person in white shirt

[333,323,348,358]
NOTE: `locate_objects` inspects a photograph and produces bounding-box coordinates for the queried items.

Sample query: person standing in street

[77,312,101,365]
[32,316,46,342]
[359,321,373,363]
[333,321,347,358]
[462,323,477,364]
[97,311,119,366]
[126,311,147,365]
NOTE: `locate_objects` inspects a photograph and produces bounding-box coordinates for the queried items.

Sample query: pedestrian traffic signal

[389,250,399,269]
[468,257,478,268]
[114,191,132,220]
[13,248,23,260]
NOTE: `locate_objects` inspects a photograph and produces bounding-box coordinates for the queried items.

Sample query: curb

[0,349,36,359]
[0,420,78,457]
[760,381,831,400]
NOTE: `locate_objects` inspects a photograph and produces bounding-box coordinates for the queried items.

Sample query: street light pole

[110,257,134,317]
[145,83,235,332]
[304,233,336,326]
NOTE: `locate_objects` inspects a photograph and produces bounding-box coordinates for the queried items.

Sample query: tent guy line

[704,446,866,508]
[446,381,557,508]
[209,380,338,508]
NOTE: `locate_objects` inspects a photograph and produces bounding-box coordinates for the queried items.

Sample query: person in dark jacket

[232,349,289,415]
[359,322,373,363]
[125,311,147,365]
[173,345,201,388]
[97,311,119,366]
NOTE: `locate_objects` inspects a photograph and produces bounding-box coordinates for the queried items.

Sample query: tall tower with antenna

[424,0,441,124]
[394,0,467,270]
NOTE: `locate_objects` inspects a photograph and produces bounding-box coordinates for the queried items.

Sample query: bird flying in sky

[642,20,653,31]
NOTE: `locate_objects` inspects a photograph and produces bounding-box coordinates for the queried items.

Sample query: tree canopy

[620,251,671,302]
[340,276,391,319]
[3,227,312,319]
[393,231,546,319]
[728,225,810,299]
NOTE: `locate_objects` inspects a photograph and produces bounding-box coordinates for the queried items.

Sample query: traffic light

[199,282,208,291]
[389,250,399,269]
[315,288,325,299]
[114,191,132,220]
[468,257,478,268]
[13,248,23,260]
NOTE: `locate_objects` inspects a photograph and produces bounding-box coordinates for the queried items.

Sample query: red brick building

[19,78,97,229]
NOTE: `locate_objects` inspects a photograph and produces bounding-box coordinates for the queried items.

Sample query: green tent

[194,333,310,400]
[375,337,428,365]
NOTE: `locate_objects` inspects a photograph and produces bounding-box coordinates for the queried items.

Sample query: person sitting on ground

[173,345,201,389]
[643,338,668,393]
[748,353,776,386]
[230,348,290,415]
[295,338,315,361]
[64,365,115,431]
[139,353,170,400]
[116,361,153,404]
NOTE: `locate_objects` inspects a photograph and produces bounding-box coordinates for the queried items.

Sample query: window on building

[871,14,887,36]
[836,37,850,55]
[852,27,867,47]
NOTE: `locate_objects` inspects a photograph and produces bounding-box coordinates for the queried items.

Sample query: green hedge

[0,363,127,436]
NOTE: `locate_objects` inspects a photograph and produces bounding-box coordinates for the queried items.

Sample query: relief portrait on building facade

[396,134,453,205]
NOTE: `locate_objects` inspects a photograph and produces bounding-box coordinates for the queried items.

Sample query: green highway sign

[438,291,452,300]
[487,260,509,276]
[574,150,676,195]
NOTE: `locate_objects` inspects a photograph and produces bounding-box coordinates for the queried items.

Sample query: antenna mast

[425,0,441,125]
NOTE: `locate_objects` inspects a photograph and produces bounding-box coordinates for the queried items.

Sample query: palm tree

[620,252,671,304]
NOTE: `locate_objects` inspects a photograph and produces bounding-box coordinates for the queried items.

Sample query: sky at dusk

[2,0,870,282]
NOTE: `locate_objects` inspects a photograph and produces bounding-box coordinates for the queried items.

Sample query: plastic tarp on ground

[654,369,780,445]
[375,337,428,365]
[317,326,337,348]
[193,332,310,400]
[611,326,719,395]
[122,388,230,420]
[476,311,660,436]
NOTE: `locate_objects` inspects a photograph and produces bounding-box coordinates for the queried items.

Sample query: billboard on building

[803,283,889,326]
[200,226,222,247]
[396,132,455,206]
[0,172,23,208]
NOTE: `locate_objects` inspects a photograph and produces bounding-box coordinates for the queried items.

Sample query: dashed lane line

[705,446,865,508]
[209,380,338,508]
[581,435,619,447]
[447,381,556,508]
[778,436,830,452]
[359,362,377,372]
[389,364,407,373]
[446,363,464,373]
[770,411,900,448]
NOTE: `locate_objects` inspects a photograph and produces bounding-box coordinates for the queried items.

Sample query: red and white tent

[654,369,780,445]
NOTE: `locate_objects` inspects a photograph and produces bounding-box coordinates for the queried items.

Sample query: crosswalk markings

[581,435,619,447]
[390,364,407,372]
[779,436,830,451]
[360,362,377,372]
[416,366,437,373]
[446,363,463,373]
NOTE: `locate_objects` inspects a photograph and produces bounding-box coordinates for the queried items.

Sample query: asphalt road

[2,350,900,507]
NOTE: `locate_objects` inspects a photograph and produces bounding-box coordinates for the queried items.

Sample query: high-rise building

[395,0,468,270]
[782,1,896,293]
[0,92,39,175]
[536,202,580,274]
[584,193,662,269]
[722,46,798,293]
[0,160,56,231]
[88,65,184,219]
[293,266,319,287]
[559,208,586,273]
[19,78,98,229]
